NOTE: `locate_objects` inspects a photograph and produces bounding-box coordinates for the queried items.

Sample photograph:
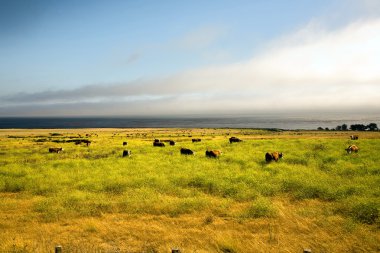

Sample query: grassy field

[0,128,379,253]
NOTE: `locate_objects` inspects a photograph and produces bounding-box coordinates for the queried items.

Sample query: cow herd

[48,135,360,161]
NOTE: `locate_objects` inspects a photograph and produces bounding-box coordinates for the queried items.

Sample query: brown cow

[49,147,63,153]
[265,151,283,162]
[82,139,91,146]
[346,145,359,153]
[350,135,359,140]
[72,139,91,146]
[205,150,222,158]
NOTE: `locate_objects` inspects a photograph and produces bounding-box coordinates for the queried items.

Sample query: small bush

[336,199,379,225]
[50,133,63,136]
[203,215,214,225]
[102,180,127,194]
[313,144,327,151]
[34,139,47,143]
[351,202,379,224]
[243,198,277,218]
[1,178,26,193]
[33,199,65,222]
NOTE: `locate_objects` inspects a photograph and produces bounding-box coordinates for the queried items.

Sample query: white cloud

[2,18,380,116]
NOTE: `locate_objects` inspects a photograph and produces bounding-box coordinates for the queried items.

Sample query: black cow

[229,137,242,143]
[123,141,128,146]
[122,150,131,157]
[49,147,63,153]
[170,140,176,146]
[181,148,194,155]
[153,142,165,147]
[192,138,201,143]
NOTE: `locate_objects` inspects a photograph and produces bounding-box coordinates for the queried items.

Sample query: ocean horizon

[1,113,379,130]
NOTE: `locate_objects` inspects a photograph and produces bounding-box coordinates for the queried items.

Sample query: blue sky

[1,0,380,116]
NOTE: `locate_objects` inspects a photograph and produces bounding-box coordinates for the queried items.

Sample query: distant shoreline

[0,116,379,130]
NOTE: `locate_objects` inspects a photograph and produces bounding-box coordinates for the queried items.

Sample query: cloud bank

[1,18,380,116]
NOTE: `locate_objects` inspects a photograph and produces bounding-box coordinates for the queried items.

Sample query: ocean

[1,114,379,130]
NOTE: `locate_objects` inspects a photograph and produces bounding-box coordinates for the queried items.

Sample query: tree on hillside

[342,124,348,131]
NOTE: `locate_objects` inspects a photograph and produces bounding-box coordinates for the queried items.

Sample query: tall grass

[0,129,379,251]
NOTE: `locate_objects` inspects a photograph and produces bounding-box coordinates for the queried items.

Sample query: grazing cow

[346,145,359,154]
[192,138,201,143]
[229,137,242,143]
[153,141,165,147]
[49,147,63,153]
[265,151,283,162]
[82,139,91,146]
[205,150,222,158]
[122,150,131,157]
[170,140,176,146]
[180,148,194,155]
[123,141,128,146]
[154,139,160,143]
[72,139,91,146]
[350,135,359,140]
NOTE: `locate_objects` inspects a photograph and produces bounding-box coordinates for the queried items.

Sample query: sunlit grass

[0,128,379,252]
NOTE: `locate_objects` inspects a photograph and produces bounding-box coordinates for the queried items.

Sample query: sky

[0,0,379,117]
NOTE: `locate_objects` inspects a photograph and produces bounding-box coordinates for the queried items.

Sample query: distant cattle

[123,141,128,146]
[350,135,359,140]
[265,151,283,162]
[153,141,165,147]
[162,139,175,144]
[49,147,63,153]
[346,145,359,154]
[192,138,201,143]
[154,139,160,143]
[229,137,242,143]
[170,140,176,146]
[72,139,91,146]
[180,148,194,155]
[82,139,91,146]
[205,150,222,158]
[122,150,131,157]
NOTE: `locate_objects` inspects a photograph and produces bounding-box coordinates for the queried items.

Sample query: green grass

[1,132,379,223]
[0,129,379,252]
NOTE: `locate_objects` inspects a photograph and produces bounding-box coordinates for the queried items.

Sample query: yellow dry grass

[0,128,379,252]
[1,195,378,252]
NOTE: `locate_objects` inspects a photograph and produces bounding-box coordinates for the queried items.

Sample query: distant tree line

[317,123,378,131]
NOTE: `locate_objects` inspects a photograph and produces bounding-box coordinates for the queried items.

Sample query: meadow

[0,128,379,253]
